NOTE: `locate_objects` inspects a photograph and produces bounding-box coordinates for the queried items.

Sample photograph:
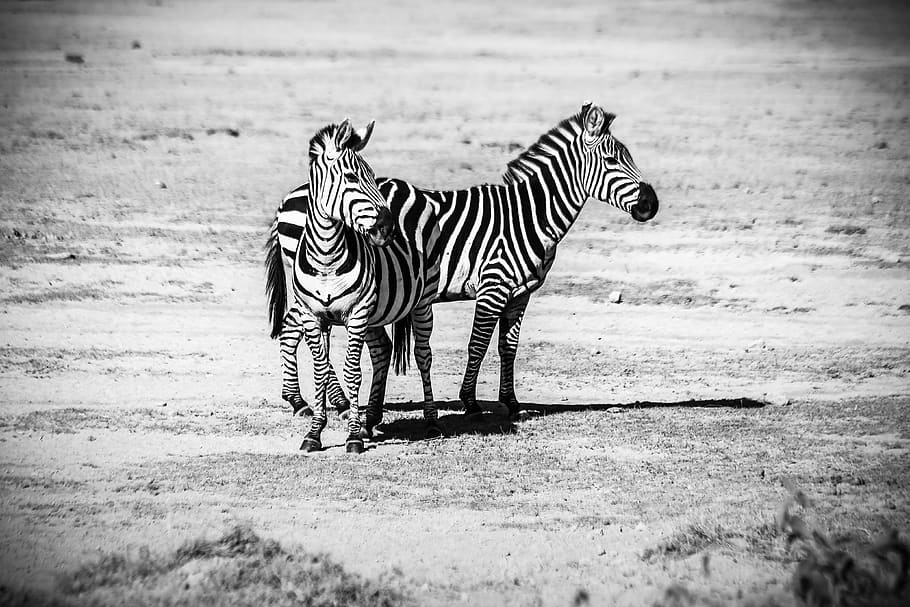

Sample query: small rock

[608,290,622,304]
[46,252,77,261]
[131,40,142,49]
[745,339,766,352]
[64,52,84,64]
[590,347,602,355]
[871,196,882,204]
[875,140,888,149]
[155,180,167,189]
[880,253,901,264]
[762,393,791,406]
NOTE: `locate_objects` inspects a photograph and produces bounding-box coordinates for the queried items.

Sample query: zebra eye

[344,173,358,183]
[605,156,619,165]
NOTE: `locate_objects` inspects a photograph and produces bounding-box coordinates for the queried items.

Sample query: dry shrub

[777,480,908,607]
[2,525,408,607]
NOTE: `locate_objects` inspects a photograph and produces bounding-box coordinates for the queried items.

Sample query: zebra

[268,102,658,421]
[270,119,442,453]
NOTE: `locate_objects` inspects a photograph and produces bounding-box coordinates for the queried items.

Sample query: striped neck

[302,203,358,275]
[504,140,589,244]
[501,115,590,242]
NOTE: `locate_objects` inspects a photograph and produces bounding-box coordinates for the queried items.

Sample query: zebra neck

[510,161,588,244]
[301,211,357,275]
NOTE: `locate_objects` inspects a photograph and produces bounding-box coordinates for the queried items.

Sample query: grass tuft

[778,481,909,607]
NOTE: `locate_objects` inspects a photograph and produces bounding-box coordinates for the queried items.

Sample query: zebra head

[579,103,659,223]
[307,119,395,246]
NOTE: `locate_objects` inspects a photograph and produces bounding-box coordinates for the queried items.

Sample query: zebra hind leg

[279,306,311,416]
[320,327,351,418]
[361,327,392,440]
[411,305,441,439]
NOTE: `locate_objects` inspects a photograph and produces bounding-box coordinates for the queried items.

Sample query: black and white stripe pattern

[271,120,441,453]
[268,103,658,421]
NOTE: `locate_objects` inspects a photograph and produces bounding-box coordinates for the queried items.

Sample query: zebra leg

[320,327,351,418]
[459,287,510,416]
[498,293,531,417]
[300,319,330,452]
[343,314,370,454]
[362,327,391,440]
[279,305,311,416]
[411,304,440,438]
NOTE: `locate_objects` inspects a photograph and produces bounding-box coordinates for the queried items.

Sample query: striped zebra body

[275,120,441,453]
[270,103,658,419]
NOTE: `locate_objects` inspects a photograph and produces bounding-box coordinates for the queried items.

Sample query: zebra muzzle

[367,207,396,246]
[631,182,659,222]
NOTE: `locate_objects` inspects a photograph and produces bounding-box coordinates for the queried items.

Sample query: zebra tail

[265,219,286,340]
[391,316,412,376]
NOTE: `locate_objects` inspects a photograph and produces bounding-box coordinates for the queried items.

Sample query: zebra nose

[631,182,659,222]
[367,207,396,246]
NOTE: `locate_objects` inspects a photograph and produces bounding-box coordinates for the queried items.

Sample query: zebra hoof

[360,425,374,440]
[346,438,365,454]
[338,409,350,421]
[299,438,322,452]
[286,396,311,416]
[425,424,443,440]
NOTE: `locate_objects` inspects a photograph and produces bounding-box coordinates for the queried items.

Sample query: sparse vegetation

[777,482,909,607]
[1,526,409,607]
[825,226,867,236]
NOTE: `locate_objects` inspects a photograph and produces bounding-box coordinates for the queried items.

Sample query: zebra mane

[502,110,587,185]
[307,123,366,160]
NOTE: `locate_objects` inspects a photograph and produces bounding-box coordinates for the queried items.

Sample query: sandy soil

[1,0,909,605]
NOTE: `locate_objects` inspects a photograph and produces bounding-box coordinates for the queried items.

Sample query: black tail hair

[391,315,412,375]
[265,221,286,339]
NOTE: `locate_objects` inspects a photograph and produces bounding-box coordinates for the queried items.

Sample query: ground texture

[1,1,909,605]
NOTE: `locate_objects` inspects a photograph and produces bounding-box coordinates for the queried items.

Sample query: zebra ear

[334,119,354,150]
[351,120,375,152]
[583,104,605,137]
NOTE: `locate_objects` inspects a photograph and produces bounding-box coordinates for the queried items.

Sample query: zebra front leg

[459,287,510,417]
[279,306,311,416]
[497,293,530,417]
[320,327,351,418]
[362,327,392,440]
[342,314,370,454]
[300,319,330,452]
[411,304,440,438]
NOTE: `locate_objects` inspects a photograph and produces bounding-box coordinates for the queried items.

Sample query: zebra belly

[293,271,373,322]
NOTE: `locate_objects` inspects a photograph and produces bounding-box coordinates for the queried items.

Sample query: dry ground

[1,0,909,605]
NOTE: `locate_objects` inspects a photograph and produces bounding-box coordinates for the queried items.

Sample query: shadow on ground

[373,397,766,442]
